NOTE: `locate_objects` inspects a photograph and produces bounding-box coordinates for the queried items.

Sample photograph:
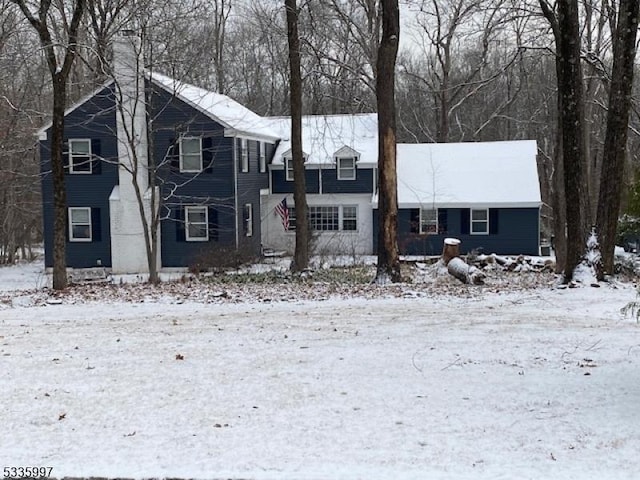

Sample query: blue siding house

[38,33,542,274]
[38,33,279,274]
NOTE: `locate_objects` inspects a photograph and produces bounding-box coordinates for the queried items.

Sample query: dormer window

[180,137,202,172]
[285,157,294,181]
[283,151,307,181]
[337,156,356,180]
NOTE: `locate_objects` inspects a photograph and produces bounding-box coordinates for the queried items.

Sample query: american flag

[274,197,289,230]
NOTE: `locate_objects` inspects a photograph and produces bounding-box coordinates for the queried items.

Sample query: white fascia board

[37,79,115,139]
[371,200,542,209]
[223,128,281,143]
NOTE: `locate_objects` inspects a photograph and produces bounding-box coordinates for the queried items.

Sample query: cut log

[448,257,486,285]
[442,238,461,266]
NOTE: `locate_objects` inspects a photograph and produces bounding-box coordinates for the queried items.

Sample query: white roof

[389,140,541,208]
[150,72,280,141]
[270,114,378,167]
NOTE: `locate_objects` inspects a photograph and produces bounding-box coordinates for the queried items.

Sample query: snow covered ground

[1,260,640,479]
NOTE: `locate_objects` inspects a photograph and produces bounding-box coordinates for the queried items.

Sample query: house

[38,32,542,274]
[39,32,279,273]
[262,114,379,256]
[381,141,541,256]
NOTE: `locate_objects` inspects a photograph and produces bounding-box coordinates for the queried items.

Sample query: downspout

[233,137,239,249]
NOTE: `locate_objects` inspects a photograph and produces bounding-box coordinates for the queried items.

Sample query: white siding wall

[261,193,374,255]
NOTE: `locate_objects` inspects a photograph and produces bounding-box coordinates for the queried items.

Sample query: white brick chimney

[109,30,159,274]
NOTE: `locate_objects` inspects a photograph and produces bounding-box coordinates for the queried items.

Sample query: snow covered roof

[381,140,541,208]
[37,73,281,142]
[269,114,378,167]
[151,72,280,141]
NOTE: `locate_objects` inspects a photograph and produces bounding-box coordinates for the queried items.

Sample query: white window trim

[179,137,203,173]
[336,156,357,180]
[69,207,92,242]
[244,203,253,237]
[69,139,92,174]
[470,208,489,235]
[185,205,209,242]
[285,157,294,181]
[240,138,249,173]
[420,208,438,235]
[287,205,358,232]
[259,142,266,173]
[341,205,358,232]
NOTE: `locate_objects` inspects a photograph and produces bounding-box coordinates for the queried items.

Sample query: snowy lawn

[1,261,640,479]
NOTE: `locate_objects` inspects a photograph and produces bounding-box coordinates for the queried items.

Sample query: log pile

[440,238,554,285]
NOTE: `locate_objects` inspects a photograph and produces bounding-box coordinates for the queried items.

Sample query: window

[69,207,92,241]
[180,137,202,172]
[337,157,356,180]
[185,206,208,241]
[240,138,249,172]
[310,206,339,231]
[259,142,267,173]
[342,206,357,231]
[285,157,294,181]
[244,203,253,237]
[471,208,489,235]
[69,139,92,174]
[288,206,297,231]
[420,208,438,234]
[287,206,356,232]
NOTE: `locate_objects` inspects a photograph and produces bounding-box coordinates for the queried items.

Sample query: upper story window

[420,208,438,234]
[180,137,202,172]
[285,157,294,181]
[69,139,92,174]
[240,138,249,172]
[69,207,92,242]
[185,205,208,241]
[259,142,266,173]
[337,156,356,180]
[471,208,489,235]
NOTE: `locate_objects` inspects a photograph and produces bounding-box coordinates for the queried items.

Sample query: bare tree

[285,0,310,272]
[596,0,640,276]
[375,0,401,283]
[11,0,86,289]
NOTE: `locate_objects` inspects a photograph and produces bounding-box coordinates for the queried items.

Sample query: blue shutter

[203,137,213,173]
[91,208,102,241]
[169,138,179,172]
[175,207,185,242]
[438,209,448,234]
[91,139,102,174]
[208,206,218,241]
[489,209,499,234]
[460,209,470,235]
[409,209,420,234]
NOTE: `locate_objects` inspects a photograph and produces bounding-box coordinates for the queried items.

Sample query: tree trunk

[551,113,567,273]
[51,75,69,289]
[557,0,590,281]
[596,0,640,277]
[375,0,401,284]
[285,0,309,272]
[13,0,86,290]
[540,0,590,281]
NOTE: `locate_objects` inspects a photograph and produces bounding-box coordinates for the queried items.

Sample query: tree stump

[442,238,461,266]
